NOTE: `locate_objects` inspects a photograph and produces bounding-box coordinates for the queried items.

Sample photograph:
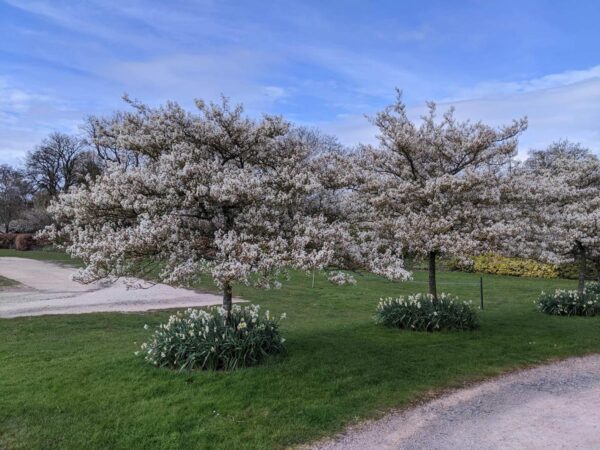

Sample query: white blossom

[355,91,527,299]
[40,98,389,313]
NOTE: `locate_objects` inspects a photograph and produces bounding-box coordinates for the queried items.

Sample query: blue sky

[2,0,600,165]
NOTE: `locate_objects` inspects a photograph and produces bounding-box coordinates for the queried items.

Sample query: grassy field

[1,251,599,449]
[0,248,81,265]
[0,275,18,288]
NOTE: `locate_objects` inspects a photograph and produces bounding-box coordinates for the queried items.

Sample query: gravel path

[315,354,600,450]
[0,257,236,318]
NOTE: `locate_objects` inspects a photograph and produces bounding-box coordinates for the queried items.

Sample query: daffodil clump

[138,304,286,371]
[537,283,600,316]
[374,293,479,331]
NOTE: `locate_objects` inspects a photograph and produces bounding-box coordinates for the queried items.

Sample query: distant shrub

[447,257,474,272]
[139,304,286,371]
[374,293,479,331]
[537,285,600,316]
[472,253,558,278]
[556,263,598,280]
[15,234,34,251]
[0,233,16,249]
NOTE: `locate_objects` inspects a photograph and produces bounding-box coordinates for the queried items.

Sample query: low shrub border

[537,282,600,316]
[15,234,34,251]
[374,293,479,331]
[138,304,286,371]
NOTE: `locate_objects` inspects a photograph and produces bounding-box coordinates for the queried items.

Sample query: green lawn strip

[0,248,82,267]
[0,269,598,449]
[0,275,18,288]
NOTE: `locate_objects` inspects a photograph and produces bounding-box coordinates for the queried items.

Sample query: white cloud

[0,77,80,166]
[316,66,600,156]
[444,77,600,156]
[0,78,52,119]
[448,65,600,101]
[104,52,285,108]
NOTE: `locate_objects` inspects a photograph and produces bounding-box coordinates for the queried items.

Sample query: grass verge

[0,275,18,288]
[0,253,599,449]
[0,248,81,266]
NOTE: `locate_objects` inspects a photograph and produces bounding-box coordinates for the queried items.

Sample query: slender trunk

[222,282,233,322]
[428,251,438,302]
[4,210,10,233]
[577,243,586,297]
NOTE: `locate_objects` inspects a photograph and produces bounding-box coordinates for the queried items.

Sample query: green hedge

[418,254,600,280]
[471,254,559,278]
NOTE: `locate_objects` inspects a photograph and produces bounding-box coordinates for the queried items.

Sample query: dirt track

[0,257,234,318]
[316,354,600,450]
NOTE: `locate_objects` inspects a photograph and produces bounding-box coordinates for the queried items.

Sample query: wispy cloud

[0,77,80,164]
[2,0,600,165]
[448,65,600,101]
[318,65,600,155]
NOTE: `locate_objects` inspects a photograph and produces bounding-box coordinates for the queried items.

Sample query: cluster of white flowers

[537,287,600,316]
[139,304,287,370]
[327,271,357,285]
[377,293,471,310]
[375,292,478,331]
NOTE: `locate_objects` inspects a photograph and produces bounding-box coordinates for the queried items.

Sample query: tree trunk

[222,282,233,322]
[428,251,438,302]
[4,210,10,233]
[577,243,586,298]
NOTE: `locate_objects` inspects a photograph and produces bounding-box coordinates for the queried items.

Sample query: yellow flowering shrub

[472,254,559,278]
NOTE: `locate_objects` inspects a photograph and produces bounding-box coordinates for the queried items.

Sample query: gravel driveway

[315,354,600,450]
[0,257,234,318]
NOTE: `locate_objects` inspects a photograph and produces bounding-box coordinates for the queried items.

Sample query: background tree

[26,132,89,199]
[358,92,527,300]
[519,140,600,295]
[0,165,31,233]
[43,98,406,315]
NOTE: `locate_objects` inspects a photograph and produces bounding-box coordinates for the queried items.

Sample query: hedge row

[0,233,45,251]
[472,254,559,278]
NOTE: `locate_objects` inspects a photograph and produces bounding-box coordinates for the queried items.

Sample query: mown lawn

[0,248,81,265]
[0,275,18,288]
[1,251,599,449]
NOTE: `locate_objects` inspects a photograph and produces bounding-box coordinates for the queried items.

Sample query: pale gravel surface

[315,354,600,450]
[0,257,238,318]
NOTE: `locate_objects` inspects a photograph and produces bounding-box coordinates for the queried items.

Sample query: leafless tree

[26,132,89,198]
[0,165,31,233]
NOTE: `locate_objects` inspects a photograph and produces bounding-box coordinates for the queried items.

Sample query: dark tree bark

[576,242,586,297]
[428,250,438,301]
[222,281,233,320]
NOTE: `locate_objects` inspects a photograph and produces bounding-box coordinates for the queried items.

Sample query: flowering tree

[519,141,600,295]
[43,98,409,315]
[358,92,527,299]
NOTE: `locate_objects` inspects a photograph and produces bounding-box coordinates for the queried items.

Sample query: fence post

[479,276,484,310]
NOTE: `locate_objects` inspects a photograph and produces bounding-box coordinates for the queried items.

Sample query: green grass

[0,248,81,266]
[0,275,18,287]
[1,253,599,449]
